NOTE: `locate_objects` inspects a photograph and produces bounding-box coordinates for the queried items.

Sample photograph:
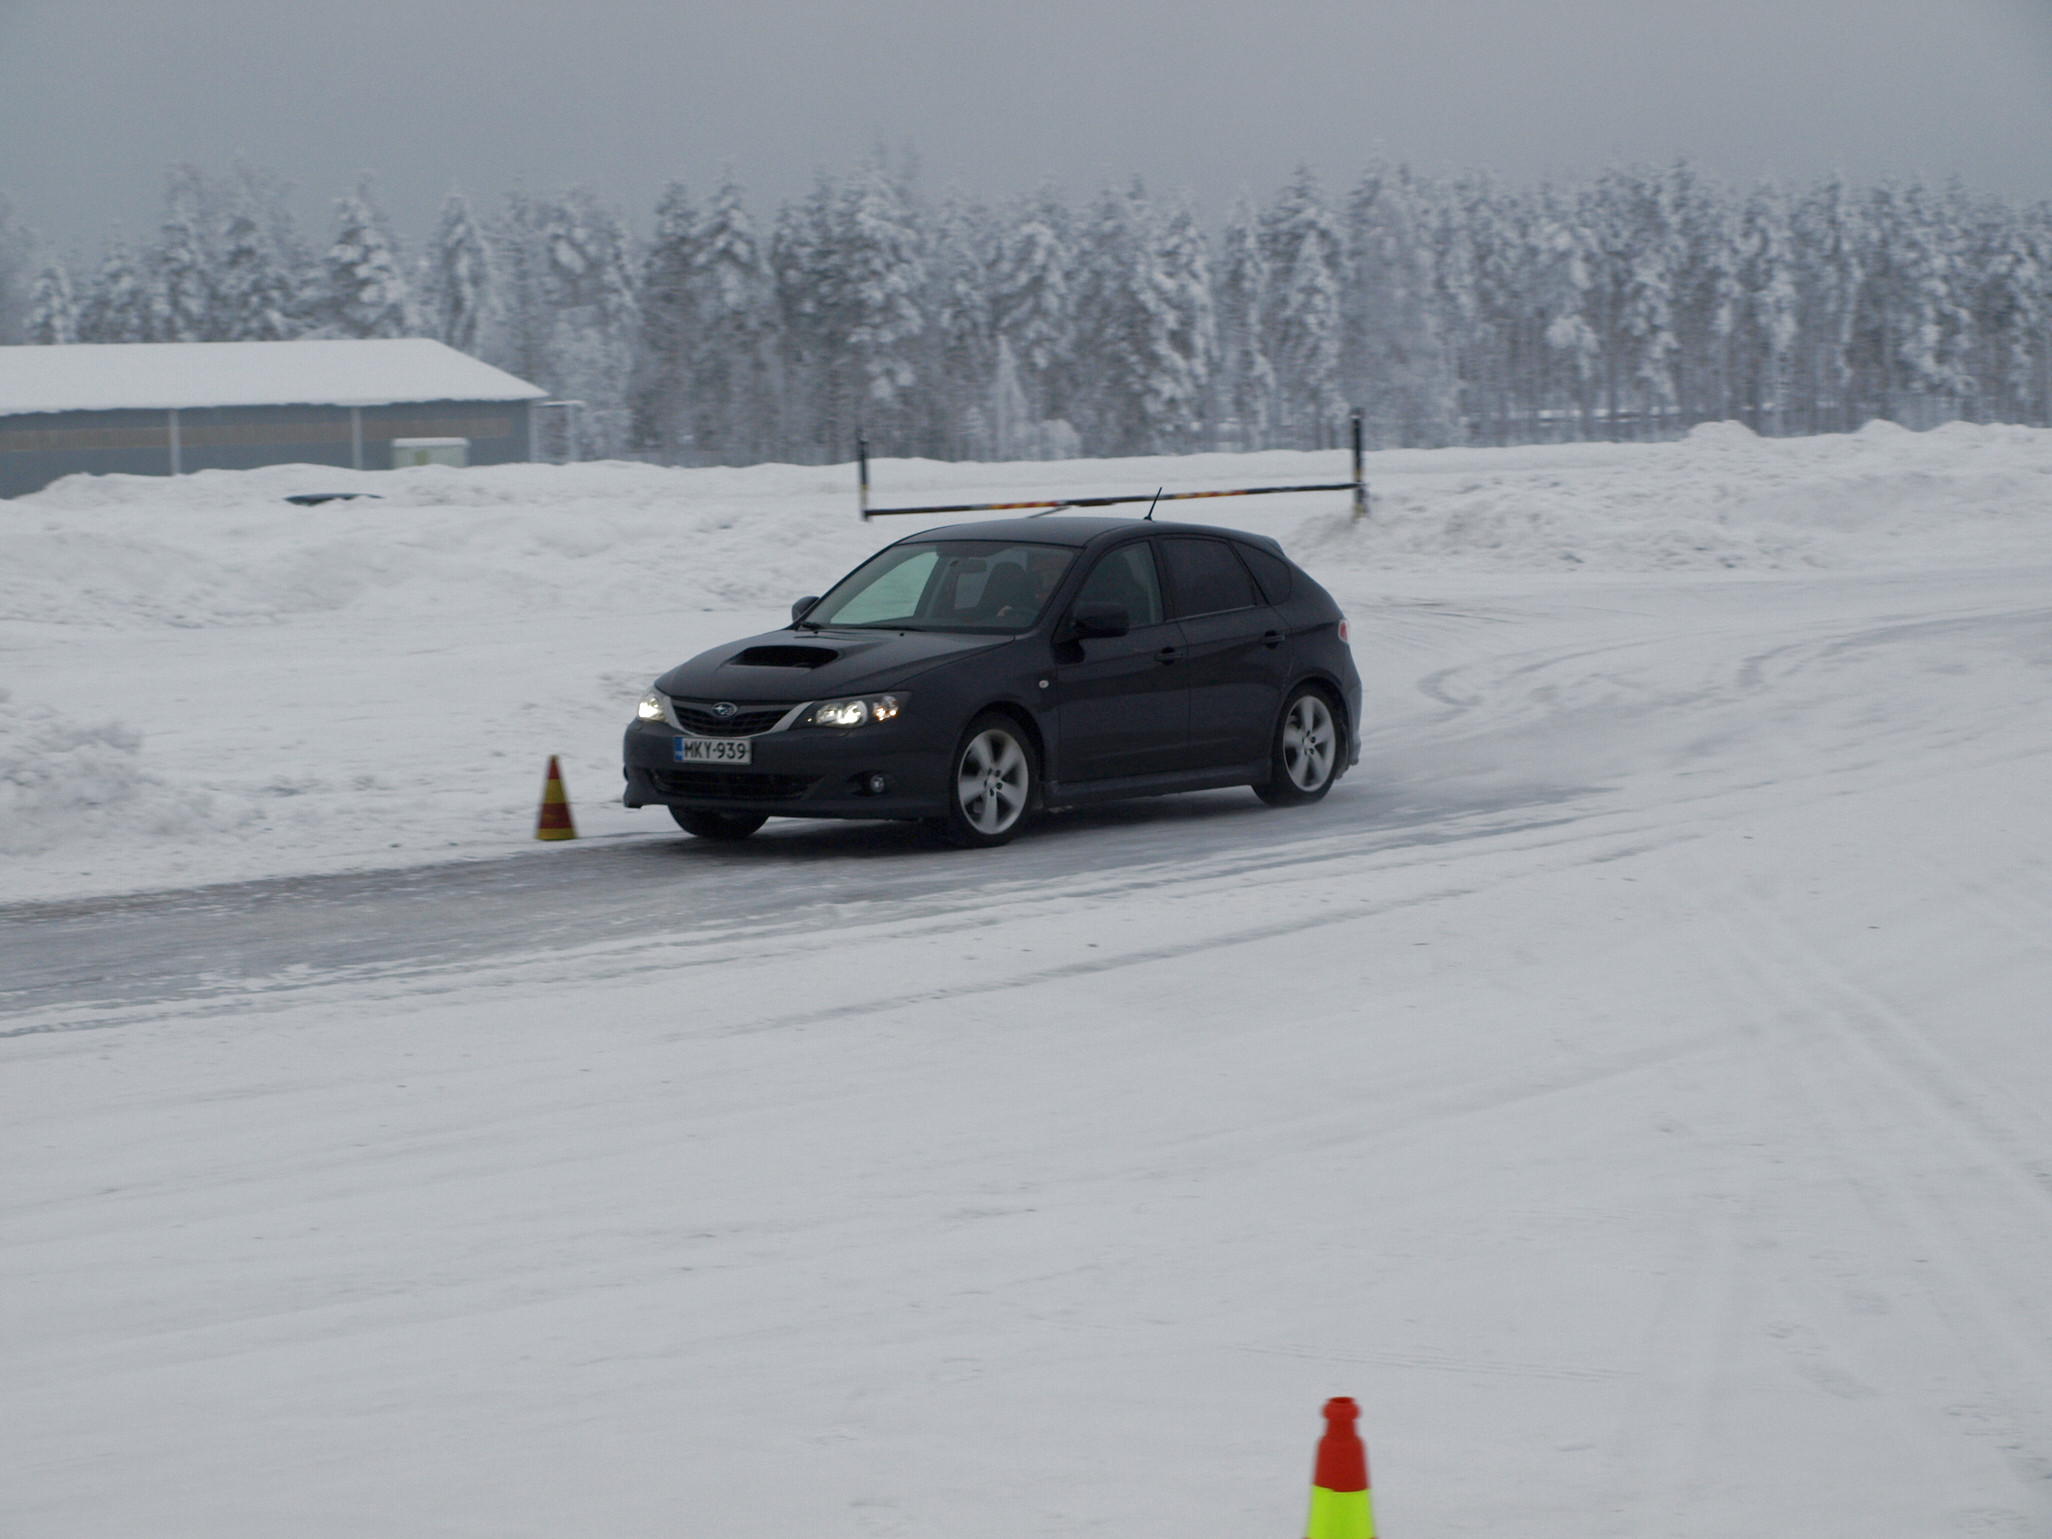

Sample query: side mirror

[791,595,820,624]
[1068,601,1130,639]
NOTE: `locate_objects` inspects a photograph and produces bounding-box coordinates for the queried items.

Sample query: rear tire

[938,712,1036,848]
[669,807,768,840]
[1255,685,1343,806]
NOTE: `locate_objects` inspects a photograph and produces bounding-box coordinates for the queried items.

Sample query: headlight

[636,691,667,722]
[804,693,904,728]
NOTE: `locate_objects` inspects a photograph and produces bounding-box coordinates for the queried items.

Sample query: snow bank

[5,421,2049,635]
[1,422,2048,901]
[0,688,241,858]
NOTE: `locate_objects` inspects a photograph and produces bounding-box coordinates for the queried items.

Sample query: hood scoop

[728,644,841,669]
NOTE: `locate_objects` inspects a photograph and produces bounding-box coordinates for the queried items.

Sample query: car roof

[900,515,1283,552]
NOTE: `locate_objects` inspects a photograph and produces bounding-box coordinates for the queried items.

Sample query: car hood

[654,627,1010,702]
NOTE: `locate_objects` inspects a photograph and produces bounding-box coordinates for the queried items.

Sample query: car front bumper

[622,717,953,820]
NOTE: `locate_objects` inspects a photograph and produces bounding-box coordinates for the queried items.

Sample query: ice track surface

[5,464,2052,1536]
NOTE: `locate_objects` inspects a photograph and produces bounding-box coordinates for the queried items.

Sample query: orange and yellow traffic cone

[535,755,577,841]
[1305,1397,1375,1539]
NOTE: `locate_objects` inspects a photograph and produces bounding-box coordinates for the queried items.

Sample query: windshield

[805,541,1076,633]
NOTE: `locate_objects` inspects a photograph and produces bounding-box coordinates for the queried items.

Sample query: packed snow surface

[4,418,2049,899]
[0,338,544,416]
[3,423,2051,1537]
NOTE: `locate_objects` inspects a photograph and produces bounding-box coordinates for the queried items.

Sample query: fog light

[867,773,889,795]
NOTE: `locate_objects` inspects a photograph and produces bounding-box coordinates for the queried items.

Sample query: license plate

[674,736,752,765]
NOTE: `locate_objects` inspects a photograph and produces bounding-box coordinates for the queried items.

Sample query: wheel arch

[973,698,1047,774]
[1284,671,1351,737]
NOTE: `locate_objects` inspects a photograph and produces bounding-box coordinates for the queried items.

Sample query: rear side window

[1160,537,1258,618]
[1072,542,1164,627]
[1234,542,1294,604]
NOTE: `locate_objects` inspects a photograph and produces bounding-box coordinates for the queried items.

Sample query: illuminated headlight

[636,691,667,722]
[805,693,904,728]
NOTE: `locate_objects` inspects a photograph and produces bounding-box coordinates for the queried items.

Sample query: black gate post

[1349,409,1368,522]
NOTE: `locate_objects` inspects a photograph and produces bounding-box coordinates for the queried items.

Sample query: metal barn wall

[0,399,532,499]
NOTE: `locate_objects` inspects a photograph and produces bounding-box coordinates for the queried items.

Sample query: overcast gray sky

[4,0,2050,253]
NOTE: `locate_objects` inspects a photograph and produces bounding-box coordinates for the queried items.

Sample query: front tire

[938,712,1036,848]
[1255,686,1343,806]
[669,807,768,840]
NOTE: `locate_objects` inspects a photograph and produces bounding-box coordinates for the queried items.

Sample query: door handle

[1155,645,1182,665]
[1262,629,1284,649]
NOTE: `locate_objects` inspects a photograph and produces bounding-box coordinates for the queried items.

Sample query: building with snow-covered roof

[0,339,546,498]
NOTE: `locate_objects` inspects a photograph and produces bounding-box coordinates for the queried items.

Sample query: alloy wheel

[1281,693,1336,792]
[956,727,1030,836]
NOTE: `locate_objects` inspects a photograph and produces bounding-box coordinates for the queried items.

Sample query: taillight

[1338,616,1350,643]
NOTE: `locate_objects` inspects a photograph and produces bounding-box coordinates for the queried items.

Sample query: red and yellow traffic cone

[1306,1397,1375,1539]
[535,755,577,841]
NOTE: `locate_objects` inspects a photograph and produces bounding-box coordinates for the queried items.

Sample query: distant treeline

[4,159,2049,462]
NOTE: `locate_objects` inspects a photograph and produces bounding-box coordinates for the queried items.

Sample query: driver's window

[1072,543,1164,627]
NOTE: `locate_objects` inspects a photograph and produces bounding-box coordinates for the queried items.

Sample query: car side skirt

[1043,760,1270,810]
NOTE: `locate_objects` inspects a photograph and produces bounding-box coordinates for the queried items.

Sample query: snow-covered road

[11,565,2040,1031]
[7,533,2051,1536]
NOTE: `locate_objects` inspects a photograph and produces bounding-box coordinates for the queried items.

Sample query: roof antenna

[1143,486,1163,521]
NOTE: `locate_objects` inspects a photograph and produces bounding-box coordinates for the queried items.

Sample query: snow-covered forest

[5,158,2050,462]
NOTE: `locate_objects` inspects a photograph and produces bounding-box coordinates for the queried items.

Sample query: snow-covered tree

[1669,163,1744,424]
[1264,167,1347,447]
[1791,176,1866,432]
[930,193,998,456]
[1344,163,1456,446]
[78,233,161,343]
[424,189,495,356]
[690,173,774,462]
[635,181,698,458]
[994,184,1075,422]
[214,199,298,341]
[1582,169,1682,434]
[1156,196,1217,450]
[1842,182,1974,427]
[26,261,78,344]
[487,190,555,392]
[836,163,927,450]
[1418,180,1482,442]
[156,167,214,342]
[988,335,1031,458]
[770,175,849,460]
[1735,185,1800,432]
[1069,183,1156,453]
[537,186,640,457]
[1891,182,1977,420]
[322,183,414,338]
[1453,175,1536,442]
[1067,181,1207,455]
[1216,194,1277,450]
[1537,201,1600,431]
[1966,198,2046,424]
[0,195,37,345]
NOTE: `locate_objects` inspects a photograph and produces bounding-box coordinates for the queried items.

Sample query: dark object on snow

[284,492,383,506]
[624,517,1361,849]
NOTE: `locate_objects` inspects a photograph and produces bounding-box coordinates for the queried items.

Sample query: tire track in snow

[7,582,2047,1048]
[1604,1195,1750,1537]
[1690,897,2052,1528]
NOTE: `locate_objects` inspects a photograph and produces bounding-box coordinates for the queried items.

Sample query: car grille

[652,769,820,802]
[668,699,793,737]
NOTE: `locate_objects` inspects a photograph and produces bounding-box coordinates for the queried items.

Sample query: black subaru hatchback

[623,516,1361,847]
